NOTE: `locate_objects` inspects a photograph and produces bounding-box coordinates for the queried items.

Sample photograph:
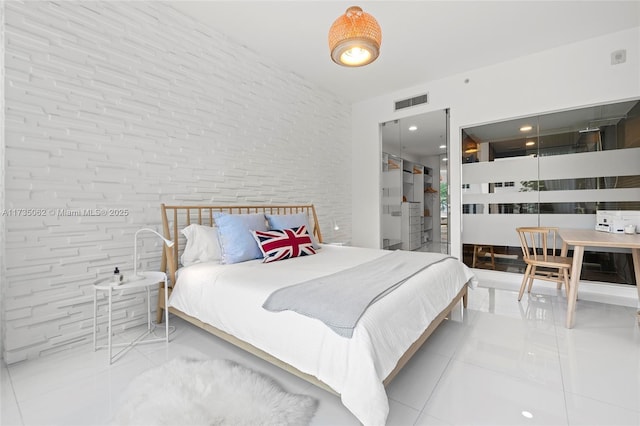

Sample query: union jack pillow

[251,225,317,263]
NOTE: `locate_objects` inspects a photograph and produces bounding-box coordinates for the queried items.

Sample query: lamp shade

[328,6,382,67]
[133,228,174,279]
[463,138,479,154]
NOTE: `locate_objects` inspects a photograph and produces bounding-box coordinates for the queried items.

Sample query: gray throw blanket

[262,250,454,337]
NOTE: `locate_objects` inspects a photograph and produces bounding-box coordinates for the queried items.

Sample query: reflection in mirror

[380,109,449,254]
[461,99,640,287]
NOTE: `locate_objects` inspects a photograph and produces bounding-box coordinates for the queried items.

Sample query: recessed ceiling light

[408,125,417,131]
[525,141,535,146]
[442,157,448,162]
[521,411,533,419]
[439,144,446,149]
[520,125,533,132]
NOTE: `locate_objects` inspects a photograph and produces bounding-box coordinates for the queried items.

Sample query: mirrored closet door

[461,99,640,285]
[381,109,450,254]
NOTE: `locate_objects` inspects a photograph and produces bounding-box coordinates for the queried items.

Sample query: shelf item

[382,154,437,251]
[401,202,422,251]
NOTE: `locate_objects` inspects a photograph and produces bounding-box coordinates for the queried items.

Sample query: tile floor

[2,277,639,426]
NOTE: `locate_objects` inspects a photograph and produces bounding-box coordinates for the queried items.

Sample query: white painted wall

[1,2,351,363]
[352,27,640,259]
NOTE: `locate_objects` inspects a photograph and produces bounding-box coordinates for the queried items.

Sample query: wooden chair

[472,245,496,269]
[515,227,572,301]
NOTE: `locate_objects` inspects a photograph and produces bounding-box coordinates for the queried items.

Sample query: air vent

[394,93,428,111]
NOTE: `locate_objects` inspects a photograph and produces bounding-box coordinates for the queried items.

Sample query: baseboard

[472,268,639,309]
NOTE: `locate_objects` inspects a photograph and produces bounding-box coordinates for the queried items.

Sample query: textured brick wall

[2,1,351,363]
[1,2,6,360]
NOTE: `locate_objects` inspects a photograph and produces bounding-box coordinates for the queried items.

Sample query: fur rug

[113,357,318,426]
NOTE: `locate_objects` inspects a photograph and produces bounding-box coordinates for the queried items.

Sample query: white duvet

[169,245,476,426]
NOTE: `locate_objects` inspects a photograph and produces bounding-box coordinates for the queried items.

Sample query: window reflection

[463,100,640,162]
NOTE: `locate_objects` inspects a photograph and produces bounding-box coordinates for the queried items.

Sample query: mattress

[168,244,476,425]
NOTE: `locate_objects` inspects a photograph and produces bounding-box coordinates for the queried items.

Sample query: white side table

[93,271,169,364]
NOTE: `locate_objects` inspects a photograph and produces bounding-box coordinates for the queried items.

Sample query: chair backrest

[516,227,560,262]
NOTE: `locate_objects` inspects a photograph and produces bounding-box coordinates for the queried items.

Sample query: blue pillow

[265,213,321,249]
[214,212,268,264]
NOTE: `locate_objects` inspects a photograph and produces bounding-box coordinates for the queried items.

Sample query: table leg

[631,248,640,324]
[147,285,151,331]
[566,245,584,328]
[164,280,169,342]
[93,289,97,351]
[560,241,568,257]
[108,288,113,364]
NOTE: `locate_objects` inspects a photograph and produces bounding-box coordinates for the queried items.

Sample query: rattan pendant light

[463,138,479,154]
[328,6,382,67]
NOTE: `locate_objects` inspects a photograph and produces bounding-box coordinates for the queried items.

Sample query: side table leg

[93,288,97,351]
[147,285,151,332]
[108,288,113,364]
[164,280,169,343]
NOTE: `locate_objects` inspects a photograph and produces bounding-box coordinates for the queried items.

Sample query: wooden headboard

[159,203,322,285]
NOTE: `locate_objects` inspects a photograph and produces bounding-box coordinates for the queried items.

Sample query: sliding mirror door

[381,109,450,254]
[461,99,640,286]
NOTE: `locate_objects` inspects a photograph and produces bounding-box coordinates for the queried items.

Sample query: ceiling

[169,1,640,158]
[170,1,640,104]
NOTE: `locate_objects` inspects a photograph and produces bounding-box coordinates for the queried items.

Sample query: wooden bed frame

[155,203,468,395]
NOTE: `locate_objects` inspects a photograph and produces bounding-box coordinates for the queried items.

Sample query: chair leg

[518,264,532,301]
[489,246,496,270]
[563,268,570,297]
[527,266,536,293]
[472,245,478,268]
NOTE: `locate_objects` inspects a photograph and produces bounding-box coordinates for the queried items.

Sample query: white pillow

[180,224,221,266]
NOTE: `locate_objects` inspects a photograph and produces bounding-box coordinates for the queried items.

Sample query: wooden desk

[559,229,640,328]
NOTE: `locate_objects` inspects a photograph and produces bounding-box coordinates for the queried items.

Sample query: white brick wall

[2,1,352,363]
[1,2,6,360]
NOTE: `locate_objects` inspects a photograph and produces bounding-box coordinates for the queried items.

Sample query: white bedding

[168,245,476,426]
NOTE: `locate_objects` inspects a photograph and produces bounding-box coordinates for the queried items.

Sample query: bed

[155,204,476,426]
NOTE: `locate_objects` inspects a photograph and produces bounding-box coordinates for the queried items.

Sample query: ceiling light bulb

[341,47,371,65]
[525,141,535,146]
[409,125,417,131]
[439,144,446,149]
[520,125,533,132]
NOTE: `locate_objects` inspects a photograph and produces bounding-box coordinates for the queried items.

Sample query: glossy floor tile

[1,277,639,426]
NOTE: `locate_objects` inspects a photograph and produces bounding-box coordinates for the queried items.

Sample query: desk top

[559,229,640,249]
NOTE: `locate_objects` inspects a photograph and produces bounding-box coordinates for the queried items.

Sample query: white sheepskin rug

[113,357,318,426]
